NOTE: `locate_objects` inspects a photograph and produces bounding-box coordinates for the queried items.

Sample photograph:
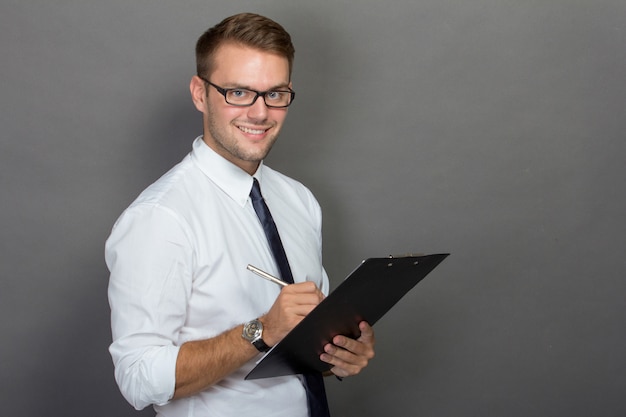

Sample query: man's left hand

[319,321,375,378]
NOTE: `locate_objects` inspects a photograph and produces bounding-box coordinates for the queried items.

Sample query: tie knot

[250,178,263,202]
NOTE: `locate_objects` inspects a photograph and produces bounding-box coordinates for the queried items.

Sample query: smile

[238,125,268,135]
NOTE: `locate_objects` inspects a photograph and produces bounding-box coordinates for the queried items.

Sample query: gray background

[1,0,625,416]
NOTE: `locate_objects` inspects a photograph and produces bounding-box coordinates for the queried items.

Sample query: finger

[319,344,369,377]
[283,303,319,318]
[329,322,374,346]
[280,283,325,306]
[357,321,375,344]
[284,281,319,293]
[279,291,324,309]
[330,334,375,360]
[331,324,374,354]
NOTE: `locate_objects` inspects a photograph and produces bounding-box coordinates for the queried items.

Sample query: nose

[246,95,269,121]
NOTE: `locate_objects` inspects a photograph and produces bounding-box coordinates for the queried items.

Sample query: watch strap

[251,337,270,352]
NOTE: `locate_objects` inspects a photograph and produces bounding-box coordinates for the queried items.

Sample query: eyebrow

[222,82,291,91]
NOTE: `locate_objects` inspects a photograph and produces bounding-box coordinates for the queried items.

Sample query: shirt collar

[190,136,264,207]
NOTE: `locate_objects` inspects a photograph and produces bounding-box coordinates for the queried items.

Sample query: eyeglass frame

[199,77,296,108]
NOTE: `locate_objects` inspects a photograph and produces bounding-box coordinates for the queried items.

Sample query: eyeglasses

[200,77,295,108]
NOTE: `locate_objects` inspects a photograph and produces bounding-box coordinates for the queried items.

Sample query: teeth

[239,126,266,135]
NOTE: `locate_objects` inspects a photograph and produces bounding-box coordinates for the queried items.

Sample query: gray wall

[1,1,625,416]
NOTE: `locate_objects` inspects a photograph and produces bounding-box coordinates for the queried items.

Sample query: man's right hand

[260,281,325,347]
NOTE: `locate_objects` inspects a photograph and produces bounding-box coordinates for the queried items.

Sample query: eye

[229,89,251,98]
[267,91,291,103]
[266,91,282,100]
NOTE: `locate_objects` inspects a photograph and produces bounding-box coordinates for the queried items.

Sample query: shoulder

[132,157,195,207]
[109,156,199,236]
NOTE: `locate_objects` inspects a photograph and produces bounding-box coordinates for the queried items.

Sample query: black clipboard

[245,253,449,380]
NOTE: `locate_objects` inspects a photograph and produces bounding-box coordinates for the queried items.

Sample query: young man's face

[191,42,292,175]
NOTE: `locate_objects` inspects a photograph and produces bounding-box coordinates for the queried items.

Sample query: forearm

[172,324,259,400]
[173,282,328,400]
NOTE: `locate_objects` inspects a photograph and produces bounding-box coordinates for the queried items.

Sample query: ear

[190,75,207,112]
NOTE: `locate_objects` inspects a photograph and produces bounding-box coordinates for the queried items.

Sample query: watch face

[243,320,262,341]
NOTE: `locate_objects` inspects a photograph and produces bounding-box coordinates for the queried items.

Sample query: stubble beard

[206,110,280,165]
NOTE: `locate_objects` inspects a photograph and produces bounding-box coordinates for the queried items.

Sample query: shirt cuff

[112,343,180,410]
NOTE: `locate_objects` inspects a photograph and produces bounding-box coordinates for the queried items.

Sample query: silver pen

[246,264,289,287]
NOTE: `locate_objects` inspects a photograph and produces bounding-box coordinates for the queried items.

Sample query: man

[105,12,375,417]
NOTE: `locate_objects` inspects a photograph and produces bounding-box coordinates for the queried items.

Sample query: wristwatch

[242,318,270,352]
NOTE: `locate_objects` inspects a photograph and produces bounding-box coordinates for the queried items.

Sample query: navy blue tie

[250,178,331,417]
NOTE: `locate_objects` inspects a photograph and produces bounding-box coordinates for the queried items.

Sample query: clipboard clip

[388,253,424,259]
[387,253,425,267]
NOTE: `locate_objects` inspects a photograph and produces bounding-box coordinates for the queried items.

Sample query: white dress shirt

[106,137,329,416]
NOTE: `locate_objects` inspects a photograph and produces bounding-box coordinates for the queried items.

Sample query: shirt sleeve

[105,204,193,410]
